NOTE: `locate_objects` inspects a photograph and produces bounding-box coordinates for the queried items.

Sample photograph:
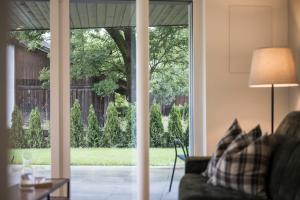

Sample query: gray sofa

[179,112,300,200]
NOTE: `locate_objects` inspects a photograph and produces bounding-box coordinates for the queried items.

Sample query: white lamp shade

[249,48,299,87]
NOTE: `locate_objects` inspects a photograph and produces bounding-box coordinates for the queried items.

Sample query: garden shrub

[124,104,136,147]
[10,106,24,148]
[161,129,175,147]
[38,67,50,89]
[115,93,129,118]
[150,104,164,147]
[26,107,44,148]
[168,105,183,146]
[93,78,118,97]
[179,103,189,121]
[184,123,189,147]
[71,99,85,147]
[87,105,101,147]
[102,102,121,147]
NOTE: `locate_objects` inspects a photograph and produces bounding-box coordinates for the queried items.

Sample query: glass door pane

[69,1,137,199]
[7,0,51,186]
[149,1,191,199]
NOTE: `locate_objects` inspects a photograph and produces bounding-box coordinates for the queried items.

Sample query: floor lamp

[249,48,298,133]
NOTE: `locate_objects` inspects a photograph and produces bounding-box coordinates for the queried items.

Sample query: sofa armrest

[185,156,211,174]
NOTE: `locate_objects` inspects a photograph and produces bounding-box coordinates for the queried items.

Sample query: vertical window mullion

[50,0,70,196]
[136,0,150,199]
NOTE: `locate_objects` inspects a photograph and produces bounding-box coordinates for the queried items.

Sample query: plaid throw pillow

[203,119,242,177]
[223,125,262,155]
[209,127,275,197]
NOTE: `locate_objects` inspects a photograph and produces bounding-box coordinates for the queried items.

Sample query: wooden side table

[9,178,70,200]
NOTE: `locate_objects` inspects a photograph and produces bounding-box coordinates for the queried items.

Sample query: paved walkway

[9,165,184,200]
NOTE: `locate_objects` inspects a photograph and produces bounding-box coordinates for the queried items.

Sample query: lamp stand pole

[271,84,274,134]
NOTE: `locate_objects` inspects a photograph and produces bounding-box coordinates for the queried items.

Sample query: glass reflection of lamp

[249,48,299,133]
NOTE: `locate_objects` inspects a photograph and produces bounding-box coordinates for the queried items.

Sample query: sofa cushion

[203,119,242,177]
[274,111,300,139]
[179,174,265,200]
[268,137,300,200]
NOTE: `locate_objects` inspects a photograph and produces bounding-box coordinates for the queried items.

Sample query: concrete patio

[9,165,184,200]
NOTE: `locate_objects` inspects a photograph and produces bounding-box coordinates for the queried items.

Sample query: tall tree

[10,106,24,148]
[168,105,183,144]
[125,103,136,147]
[26,108,44,148]
[71,99,85,147]
[87,105,101,147]
[102,103,121,147]
[150,103,164,147]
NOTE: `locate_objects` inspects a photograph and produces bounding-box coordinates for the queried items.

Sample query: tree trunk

[105,27,135,103]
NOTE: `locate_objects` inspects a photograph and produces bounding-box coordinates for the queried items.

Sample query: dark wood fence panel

[16,79,112,127]
[15,44,49,80]
[16,80,50,125]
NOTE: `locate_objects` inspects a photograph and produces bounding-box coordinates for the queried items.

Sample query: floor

[9,165,184,200]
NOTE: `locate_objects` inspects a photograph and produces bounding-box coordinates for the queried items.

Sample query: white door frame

[190,0,207,156]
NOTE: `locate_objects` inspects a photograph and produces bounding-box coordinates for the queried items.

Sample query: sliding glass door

[7,0,52,186]
[148,1,191,199]
[69,1,138,199]
[6,0,200,199]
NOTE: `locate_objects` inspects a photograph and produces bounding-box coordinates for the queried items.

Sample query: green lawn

[10,148,184,166]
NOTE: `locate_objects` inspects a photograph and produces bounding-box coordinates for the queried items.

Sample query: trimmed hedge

[11,102,189,149]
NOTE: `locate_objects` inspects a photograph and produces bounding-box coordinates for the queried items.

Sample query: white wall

[205,0,289,154]
[288,0,300,110]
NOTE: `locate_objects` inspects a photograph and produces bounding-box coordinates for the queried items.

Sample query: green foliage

[184,123,189,148]
[12,27,189,104]
[10,106,24,148]
[26,108,44,148]
[168,105,183,144]
[70,29,122,80]
[103,103,121,147]
[38,67,50,89]
[71,100,85,147]
[150,27,189,105]
[115,93,129,107]
[115,94,129,118]
[150,104,164,147]
[87,105,101,147]
[178,103,189,121]
[93,78,118,97]
[11,30,47,51]
[125,104,136,147]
